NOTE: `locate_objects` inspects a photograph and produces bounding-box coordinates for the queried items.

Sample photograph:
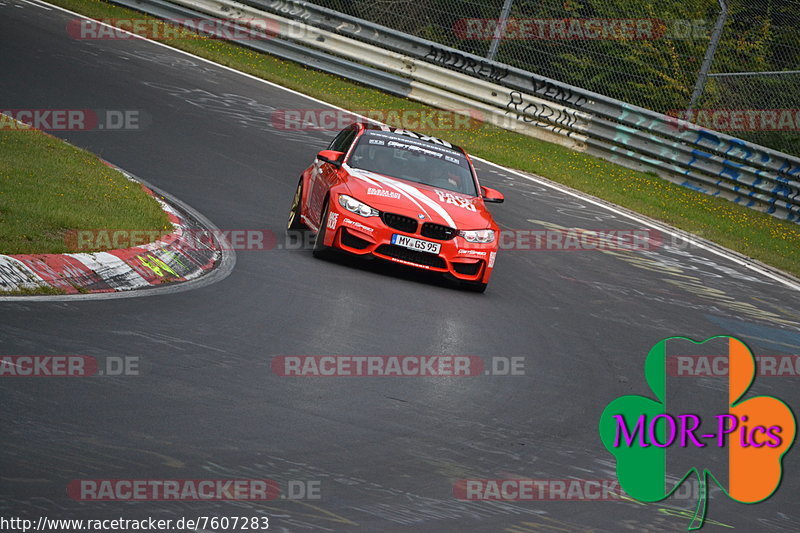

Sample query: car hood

[342,166,494,229]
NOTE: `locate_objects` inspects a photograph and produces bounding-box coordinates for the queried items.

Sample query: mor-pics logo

[599,336,795,530]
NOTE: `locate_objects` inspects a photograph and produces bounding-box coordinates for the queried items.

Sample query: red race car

[287,124,504,292]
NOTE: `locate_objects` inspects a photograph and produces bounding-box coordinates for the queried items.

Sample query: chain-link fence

[309,0,800,156]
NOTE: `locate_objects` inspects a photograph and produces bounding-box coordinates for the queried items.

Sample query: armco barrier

[110,0,800,222]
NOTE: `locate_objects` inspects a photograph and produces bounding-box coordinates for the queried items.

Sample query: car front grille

[421,222,457,241]
[375,244,446,269]
[381,212,418,234]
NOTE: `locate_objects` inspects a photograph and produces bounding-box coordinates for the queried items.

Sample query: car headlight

[458,229,495,243]
[338,194,380,217]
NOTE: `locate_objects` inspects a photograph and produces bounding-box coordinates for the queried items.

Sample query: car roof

[359,124,467,155]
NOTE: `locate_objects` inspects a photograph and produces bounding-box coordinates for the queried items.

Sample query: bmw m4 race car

[287,123,504,292]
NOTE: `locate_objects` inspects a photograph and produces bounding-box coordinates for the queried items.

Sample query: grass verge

[2,286,67,296]
[0,122,171,254]
[28,0,800,276]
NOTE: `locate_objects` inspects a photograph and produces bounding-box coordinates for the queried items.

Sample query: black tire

[461,281,487,293]
[312,200,333,259]
[287,178,306,231]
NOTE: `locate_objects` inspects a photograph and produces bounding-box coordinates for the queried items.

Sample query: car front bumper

[321,204,497,284]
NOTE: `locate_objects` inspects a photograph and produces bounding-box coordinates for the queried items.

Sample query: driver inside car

[428,159,462,192]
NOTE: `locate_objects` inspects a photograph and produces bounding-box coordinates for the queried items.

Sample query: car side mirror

[317,150,345,168]
[481,186,504,203]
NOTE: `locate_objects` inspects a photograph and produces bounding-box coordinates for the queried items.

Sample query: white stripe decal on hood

[381,177,457,228]
[347,168,432,221]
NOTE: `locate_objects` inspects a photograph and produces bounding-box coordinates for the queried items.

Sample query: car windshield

[348,132,478,196]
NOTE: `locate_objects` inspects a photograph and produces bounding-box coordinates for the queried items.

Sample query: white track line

[19,0,51,9]
[34,1,800,293]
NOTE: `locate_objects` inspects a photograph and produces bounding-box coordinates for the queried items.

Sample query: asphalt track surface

[2,3,800,532]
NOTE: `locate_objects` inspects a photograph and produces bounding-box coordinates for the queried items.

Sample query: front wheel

[287,178,306,231]
[312,201,333,259]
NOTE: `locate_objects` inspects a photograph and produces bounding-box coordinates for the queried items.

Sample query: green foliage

[316,0,800,156]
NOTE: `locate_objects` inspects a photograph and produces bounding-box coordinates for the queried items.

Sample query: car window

[348,133,478,196]
[328,127,357,154]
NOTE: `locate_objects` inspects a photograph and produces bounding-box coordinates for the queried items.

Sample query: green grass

[1,285,67,296]
[32,0,800,276]
[0,124,171,254]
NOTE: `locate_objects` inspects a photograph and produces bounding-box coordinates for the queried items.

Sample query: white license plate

[391,234,441,254]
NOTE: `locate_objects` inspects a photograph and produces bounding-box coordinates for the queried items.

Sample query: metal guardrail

[112,0,800,222]
[112,0,413,96]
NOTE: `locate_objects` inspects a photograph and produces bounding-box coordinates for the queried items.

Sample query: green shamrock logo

[599,336,795,529]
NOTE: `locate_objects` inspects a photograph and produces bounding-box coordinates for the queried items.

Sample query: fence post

[688,0,729,110]
[486,0,513,61]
